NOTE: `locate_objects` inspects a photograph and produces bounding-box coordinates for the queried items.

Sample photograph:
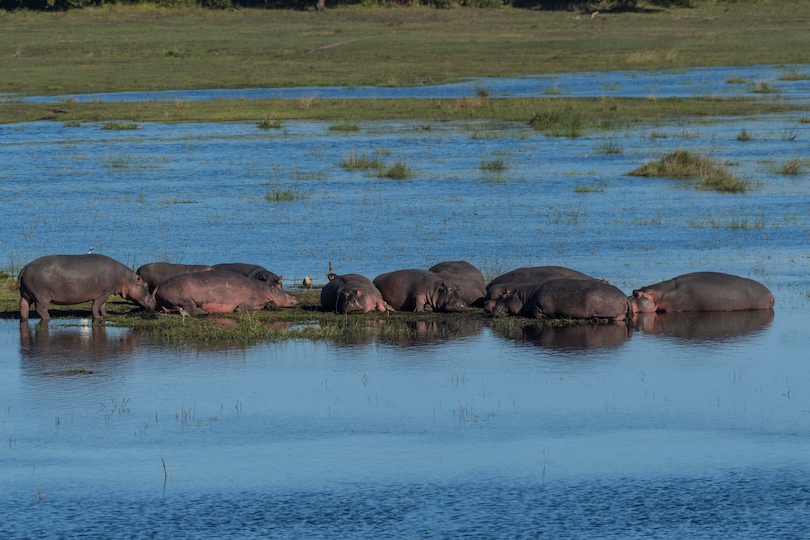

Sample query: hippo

[18,254,156,321]
[373,269,467,313]
[428,261,487,307]
[320,274,387,314]
[136,262,213,294]
[630,272,774,313]
[488,277,630,322]
[155,270,298,316]
[487,266,593,289]
[211,263,282,288]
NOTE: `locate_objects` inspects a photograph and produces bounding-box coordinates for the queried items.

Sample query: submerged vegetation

[629,149,749,193]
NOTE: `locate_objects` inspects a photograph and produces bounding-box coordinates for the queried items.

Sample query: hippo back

[487,266,592,289]
[429,261,486,307]
[137,262,213,293]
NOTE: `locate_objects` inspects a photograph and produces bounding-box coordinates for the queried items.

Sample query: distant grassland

[1,1,809,98]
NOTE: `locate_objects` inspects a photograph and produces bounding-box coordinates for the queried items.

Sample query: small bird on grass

[302,276,313,290]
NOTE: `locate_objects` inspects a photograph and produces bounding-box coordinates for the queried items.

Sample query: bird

[302,276,313,290]
[327,262,336,281]
[87,247,93,254]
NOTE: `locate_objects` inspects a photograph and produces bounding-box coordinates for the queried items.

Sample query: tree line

[0,0,697,12]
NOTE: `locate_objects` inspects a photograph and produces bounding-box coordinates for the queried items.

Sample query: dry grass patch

[629,149,748,193]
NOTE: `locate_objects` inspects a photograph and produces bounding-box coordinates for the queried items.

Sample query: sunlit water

[2,68,810,537]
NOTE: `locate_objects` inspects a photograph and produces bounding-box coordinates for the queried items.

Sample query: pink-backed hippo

[487,266,593,289]
[488,277,630,322]
[320,274,387,314]
[136,262,213,294]
[373,269,467,313]
[18,254,156,321]
[630,272,774,313]
[211,263,282,288]
[428,261,487,307]
[155,270,298,316]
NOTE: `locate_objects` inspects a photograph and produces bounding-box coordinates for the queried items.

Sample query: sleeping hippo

[487,266,593,289]
[630,272,774,313]
[155,270,298,316]
[373,269,467,313]
[18,254,156,321]
[488,277,630,322]
[428,261,487,307]
[136,262,213,294]
[211,263,282,288]
[321,274,387,314]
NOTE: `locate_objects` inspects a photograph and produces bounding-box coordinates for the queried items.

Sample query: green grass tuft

[341,151,384,171]
[630,149,748,193]
[378,159,414,180]
[778,158,804,175]
[258,118,282,129]
[480,159,507,171]
[736,128,754,141]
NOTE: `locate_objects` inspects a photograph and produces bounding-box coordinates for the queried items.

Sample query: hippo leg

[92,296,111,318]
[413,295,429,312]
[20,298,31,322]
[34,296,52,321]
[375,301,386,312]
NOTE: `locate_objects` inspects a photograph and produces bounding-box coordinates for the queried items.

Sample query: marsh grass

[736,128,754,141]
[574,183,606,193]
[378,159,414,180]
[779,73,810,81]
[593,138,622,155]
[777,158,804,175]
[258,118,282,129]
[629,149,748,193]
[328,123,361,132]
[750,81,779,94]
[63,121,81,127]
[726,77,750,84]
[474,83,490,98]
[529,106,584,137]
[781,128,798,141]
[265,188,309,202]
[101,122,139,130]
[159,197,198,204]
[341,151,384,171]
[480,159,507,171]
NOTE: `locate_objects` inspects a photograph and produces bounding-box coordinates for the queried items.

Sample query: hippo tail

[16,266,26,291]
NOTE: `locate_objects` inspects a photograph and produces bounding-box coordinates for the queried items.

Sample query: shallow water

[6,64,810,103]
[3,69,810,536]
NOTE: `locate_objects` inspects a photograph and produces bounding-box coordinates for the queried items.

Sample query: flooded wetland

[3,67,810,537]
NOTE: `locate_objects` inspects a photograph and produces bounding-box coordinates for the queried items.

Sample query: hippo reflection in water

[633,309,774,342]
[492,322,632,351]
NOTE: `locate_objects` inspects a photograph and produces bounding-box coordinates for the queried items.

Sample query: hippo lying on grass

[630,272,774,313]
[373,269,467,313]
[155,270,298,316]
[487,266,593,289]
[487,278,630,322]
[18,254,156,321]
[212,263,282,288]
[429,261,487,307]
[321,274,387,314]
[137,262,213,294]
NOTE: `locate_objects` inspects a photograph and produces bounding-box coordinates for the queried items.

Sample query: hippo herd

[16,254,775,324]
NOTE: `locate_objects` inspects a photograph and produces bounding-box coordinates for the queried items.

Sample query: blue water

[3,66,810,537]
[3,64,810,103]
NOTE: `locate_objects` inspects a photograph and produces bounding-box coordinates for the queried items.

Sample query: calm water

[5,64,810,103]
[2,68,810,537]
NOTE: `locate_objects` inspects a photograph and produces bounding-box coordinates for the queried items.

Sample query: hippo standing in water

[488,277,630,322]
[212,263,282,288]
[630,272,774,313]
[155,270,298,316]
[373,269,467,313]
[18,254,156,321]
[136,262,213,294]
[428,261,487,307]
[321,274,387,314]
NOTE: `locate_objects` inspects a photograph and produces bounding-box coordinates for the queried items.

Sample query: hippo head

[487,299,511,318]
[125,275,157,310]
[435,282,467,313]
[630,289,659,313]
[338,289,370,314]
[263,287,299,309]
